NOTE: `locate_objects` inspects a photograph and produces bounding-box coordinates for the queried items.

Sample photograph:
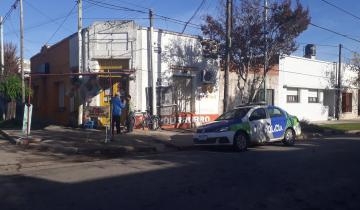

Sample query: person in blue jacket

[111,93,126,135]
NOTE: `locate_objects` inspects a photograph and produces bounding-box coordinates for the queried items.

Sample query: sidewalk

[0,126,194,156]
[312,119,360,125]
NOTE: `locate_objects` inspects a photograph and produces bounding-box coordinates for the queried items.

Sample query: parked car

[193,104,302,151]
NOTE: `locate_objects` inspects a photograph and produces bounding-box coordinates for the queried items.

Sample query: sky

[1,0,360,63]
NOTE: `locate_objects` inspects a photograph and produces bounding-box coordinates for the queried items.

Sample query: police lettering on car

[193,104,302,151]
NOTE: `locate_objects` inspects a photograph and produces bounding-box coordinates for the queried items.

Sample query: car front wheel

[282,129,295,146]
[234,132,248,152]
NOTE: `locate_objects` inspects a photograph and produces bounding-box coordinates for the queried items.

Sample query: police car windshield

[216,108,250,121]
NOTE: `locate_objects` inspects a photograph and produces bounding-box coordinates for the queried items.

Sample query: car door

[248,108,269,143]
[267,107,287,141]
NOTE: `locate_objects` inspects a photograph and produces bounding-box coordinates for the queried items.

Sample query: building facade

[31,21,220,127]
[277,55,359,121]
[221,54,359,122]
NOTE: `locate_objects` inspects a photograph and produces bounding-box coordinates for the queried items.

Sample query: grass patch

[300,121,326,133]
[300,120,360,134]
[319,123,360,131]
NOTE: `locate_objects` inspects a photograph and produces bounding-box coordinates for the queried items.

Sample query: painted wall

[278,56,335,121]
[136,27,221,127]
[30,38,72,125]
[78,21,221,127]
[339,64,359,119]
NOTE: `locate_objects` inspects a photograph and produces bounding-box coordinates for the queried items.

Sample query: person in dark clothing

[111,93,126,135]
[125,94,134,133]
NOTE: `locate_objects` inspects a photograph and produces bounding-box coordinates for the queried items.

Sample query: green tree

[0,75,23,100]
[201,0,310,104]
[0,42,21,121]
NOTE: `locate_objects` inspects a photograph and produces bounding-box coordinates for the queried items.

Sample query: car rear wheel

[282,129,295,146]
[233,132,248,152]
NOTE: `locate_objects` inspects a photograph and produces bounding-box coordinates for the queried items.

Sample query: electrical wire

[309,23,360,44]
[4,1,96,36]
[83,0,202,30]
[319,0,360,22]
[85,0,147,14]
[45,3,77,45]
[111,0,150,10]
[182,0,206,33]
[83,17,149,20]
[23,0,73,32]
[1,0,19,24]
[343,45,359,55]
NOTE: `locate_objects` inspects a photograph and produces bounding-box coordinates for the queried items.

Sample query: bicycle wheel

[150,116,160,130]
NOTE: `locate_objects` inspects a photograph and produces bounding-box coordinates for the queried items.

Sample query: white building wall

[339,64,359,119]
[79,20,220,126]
[137,28,220,118]
[278,56,336,121]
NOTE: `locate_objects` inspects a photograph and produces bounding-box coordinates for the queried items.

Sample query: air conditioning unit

[202,69,215,84]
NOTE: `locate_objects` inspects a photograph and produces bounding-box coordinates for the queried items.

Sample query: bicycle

[134,110,160,130]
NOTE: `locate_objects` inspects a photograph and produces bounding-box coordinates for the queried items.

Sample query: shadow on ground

[1,137,360,210]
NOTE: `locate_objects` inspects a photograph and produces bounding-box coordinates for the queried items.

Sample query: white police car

[193,104,302,151]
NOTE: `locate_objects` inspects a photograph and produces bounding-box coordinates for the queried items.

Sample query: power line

[182,0,206,33]
[4,2,94,36]
[83,0,202,30]
[319,0,360,22]
[23,0,73,32]
[45,3,77,45]
[310,23,360,44]
[111,0,150,10]
[154,14,201,29]
[343,45,359,55]
[83,17,149,20]
[84,0,147,14]
[6,16,35,56]
[1,0,19,24]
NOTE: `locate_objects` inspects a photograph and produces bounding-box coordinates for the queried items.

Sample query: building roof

[31,20,200,60]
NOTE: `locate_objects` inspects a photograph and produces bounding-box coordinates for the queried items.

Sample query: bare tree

[350,53,360,87]
[201,0,310,103]
[3,42,19,77]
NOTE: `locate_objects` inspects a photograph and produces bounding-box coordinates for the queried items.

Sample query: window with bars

[342,92,352,113]
[308,89,319,103]
[286,88,300,103]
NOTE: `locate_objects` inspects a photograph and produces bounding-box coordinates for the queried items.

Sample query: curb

[299,130,360,140]
[0,129,17,144]
[25,143,157,156]
[345,130,360,135]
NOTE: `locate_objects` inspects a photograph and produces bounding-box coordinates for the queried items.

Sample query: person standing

[125,94,134,133]
[111,93,126,136]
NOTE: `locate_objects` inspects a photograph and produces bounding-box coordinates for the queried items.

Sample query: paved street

[1,135,360,210]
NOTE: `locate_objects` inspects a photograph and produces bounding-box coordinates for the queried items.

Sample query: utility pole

[336,44,342,120]
[0,16,4,77]
[224,0,232,112]
[20,0,25,103]
[263,0,268,104]
[148,9,156,115]
[77,0,83,126]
